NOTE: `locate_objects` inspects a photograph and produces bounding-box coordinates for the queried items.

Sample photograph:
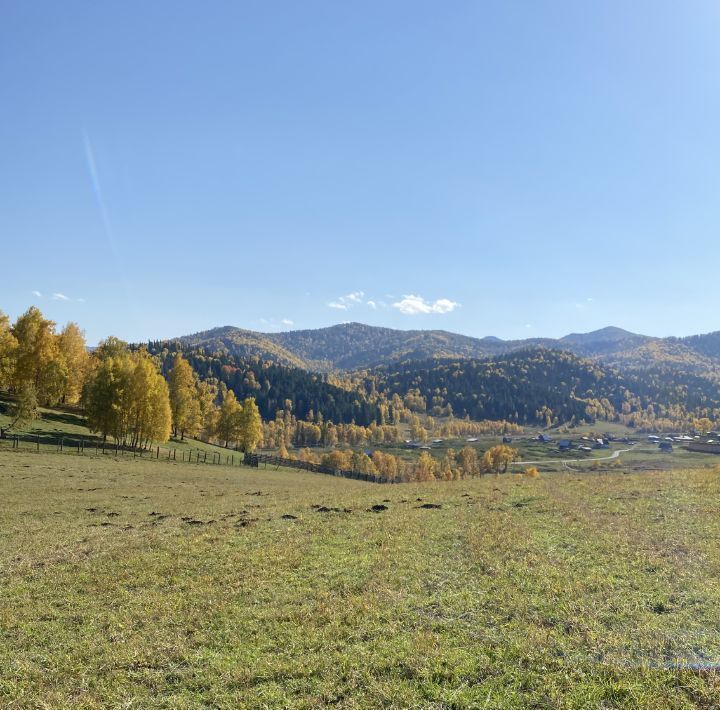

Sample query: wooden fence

[0,431,243,467]
[0,431,392,482]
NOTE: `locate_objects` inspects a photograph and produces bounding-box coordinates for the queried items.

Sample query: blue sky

[2,1,719,345]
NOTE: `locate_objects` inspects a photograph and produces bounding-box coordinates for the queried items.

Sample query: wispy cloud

[328,291,365,310]
[281,318,294,326]
[392,294,460,315]
[33,289,85,302]
[574,297,594,311]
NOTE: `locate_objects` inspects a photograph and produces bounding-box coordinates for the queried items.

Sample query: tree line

[0,307,262,451]
[290,444,520,482]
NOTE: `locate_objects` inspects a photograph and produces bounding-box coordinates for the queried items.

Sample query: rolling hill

[171,322,720,374]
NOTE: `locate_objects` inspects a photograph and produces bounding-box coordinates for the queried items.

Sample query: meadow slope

[1,453,719,708]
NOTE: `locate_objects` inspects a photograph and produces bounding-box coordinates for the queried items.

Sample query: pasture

[1,453,720,708]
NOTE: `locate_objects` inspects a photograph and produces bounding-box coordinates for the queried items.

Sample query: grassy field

[1,453,720,707]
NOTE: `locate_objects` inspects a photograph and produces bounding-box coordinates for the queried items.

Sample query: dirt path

[511,444,640,466]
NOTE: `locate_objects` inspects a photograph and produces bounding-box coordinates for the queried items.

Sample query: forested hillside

[145,342,379,425]
[173,326,308,369]
[150,339,720,430]
[177,323,517,371]
[175,322,720,374]
[360,349,720,428]
[679,331,720,359]
[268,323,524,370]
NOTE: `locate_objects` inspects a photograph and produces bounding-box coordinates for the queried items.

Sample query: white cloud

[392,294,460,315]
[281,318,294,326]
[52,293,70,301]
[367,300,388,310]
[32,290,42,298]
[328,291,365,310]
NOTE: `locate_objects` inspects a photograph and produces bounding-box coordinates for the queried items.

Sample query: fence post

[36,434,40,452]
[60,438,64,453]
[157,446,160,459]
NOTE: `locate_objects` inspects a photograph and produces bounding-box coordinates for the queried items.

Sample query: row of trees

[291,444,519,482]
[84,346,262,451]
[0,308,263,451]
[258,402,522,452]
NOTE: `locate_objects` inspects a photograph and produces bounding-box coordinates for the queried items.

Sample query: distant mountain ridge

[170,322,720,375]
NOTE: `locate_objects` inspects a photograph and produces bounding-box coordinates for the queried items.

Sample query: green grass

[0,396,238,463]
[1,452,719,707]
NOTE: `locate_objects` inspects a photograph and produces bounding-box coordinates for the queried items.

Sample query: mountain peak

[560,326,645,345]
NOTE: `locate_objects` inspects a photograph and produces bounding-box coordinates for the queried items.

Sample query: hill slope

[174,322,720,374]
[364,348,720,425]
[173,326,309,369]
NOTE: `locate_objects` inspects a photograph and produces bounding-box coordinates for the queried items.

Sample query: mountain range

[171,322,720,375]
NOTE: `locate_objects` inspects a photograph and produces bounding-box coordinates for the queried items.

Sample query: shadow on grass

[3,430,104,448]
[40,410,86,427]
